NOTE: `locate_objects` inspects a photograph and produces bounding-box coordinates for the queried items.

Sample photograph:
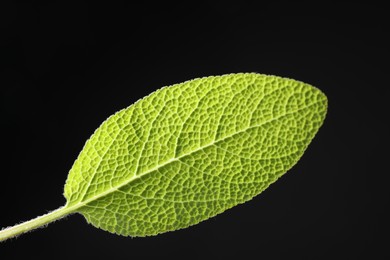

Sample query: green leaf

[0,73,327,241]
[64,73,327,236]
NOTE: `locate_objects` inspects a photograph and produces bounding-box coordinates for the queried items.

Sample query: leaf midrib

[65,100,322,213]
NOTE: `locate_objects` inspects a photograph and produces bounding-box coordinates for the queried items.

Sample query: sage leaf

[0,73,327,241]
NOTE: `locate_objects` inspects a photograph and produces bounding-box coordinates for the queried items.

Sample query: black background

[1,2,389,259]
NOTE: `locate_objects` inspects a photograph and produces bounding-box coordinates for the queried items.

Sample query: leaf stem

[0,206,73,242]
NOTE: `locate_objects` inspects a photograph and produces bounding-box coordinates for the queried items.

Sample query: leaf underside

[64,73,327,236]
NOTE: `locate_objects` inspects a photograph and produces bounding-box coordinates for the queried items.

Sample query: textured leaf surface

[64,73,327,236]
